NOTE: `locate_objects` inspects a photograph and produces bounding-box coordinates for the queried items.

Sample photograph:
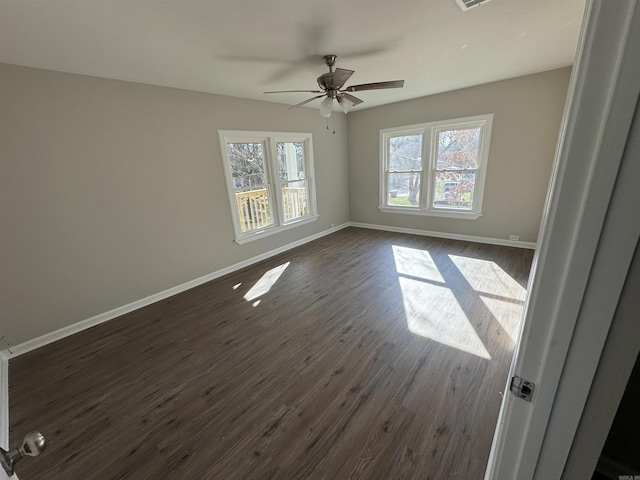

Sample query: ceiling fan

[264,54,404,116]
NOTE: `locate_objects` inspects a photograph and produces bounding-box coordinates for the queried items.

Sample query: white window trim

[378,114,493,220]
[218,130,318,244]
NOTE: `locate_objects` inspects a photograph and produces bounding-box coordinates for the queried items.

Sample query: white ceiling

[0,0,587,111]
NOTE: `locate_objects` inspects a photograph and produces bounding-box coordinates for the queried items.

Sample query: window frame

[379,114,493,220]
[218,130,318,244]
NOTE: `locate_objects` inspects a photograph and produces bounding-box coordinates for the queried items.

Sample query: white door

[485,1,640,479]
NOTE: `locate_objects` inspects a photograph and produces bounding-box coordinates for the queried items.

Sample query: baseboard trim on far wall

[7,223,350,359]
[348,222,538,249]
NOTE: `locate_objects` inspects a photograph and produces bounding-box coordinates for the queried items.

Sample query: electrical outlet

[509,235,520,241]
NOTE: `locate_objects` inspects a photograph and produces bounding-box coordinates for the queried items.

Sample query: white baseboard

[7,223,350,359]
[348,222,537,249]
[0,350,8,450]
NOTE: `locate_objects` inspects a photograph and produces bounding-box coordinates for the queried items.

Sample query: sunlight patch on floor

[448,255,526,301]
[244,262,290,302]
[479,295,524,344]
[398,276,491,359]
[393,245,445,282]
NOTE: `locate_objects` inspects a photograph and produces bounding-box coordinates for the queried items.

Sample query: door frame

[485,1,640,478]
[0,352,15,479]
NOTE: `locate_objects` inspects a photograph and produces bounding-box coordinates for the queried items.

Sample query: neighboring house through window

[380,114,493,219]
[218,130,317,244]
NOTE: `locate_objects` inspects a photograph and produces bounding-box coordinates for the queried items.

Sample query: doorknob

[1,431,46,476]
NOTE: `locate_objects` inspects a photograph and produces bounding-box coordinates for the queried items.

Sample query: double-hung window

[380,114,493,219]
[218,130,317,244]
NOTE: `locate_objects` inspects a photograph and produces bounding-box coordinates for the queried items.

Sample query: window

[380,114,493,219]
[218,131,317,244]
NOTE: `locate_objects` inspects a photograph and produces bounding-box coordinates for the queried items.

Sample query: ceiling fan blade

[344,80,405,92]
[264,89,324,94]
[331,68,355,89]
[340,92,364,106]
[317,68,355,90]
[288,95,326,110]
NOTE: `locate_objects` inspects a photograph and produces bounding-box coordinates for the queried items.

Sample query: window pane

[235,186,273,233]
[277,142,305,182]
[281,179,308,222]
[389,135,422,172]
[226,142,267,187]
[433,171,476,210]
[436,128,481,170]
[388,172,420,206]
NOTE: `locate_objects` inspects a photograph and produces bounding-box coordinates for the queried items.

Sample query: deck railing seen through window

[235,187,307,233]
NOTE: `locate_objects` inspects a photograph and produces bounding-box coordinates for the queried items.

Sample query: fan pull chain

[332,113,335,134]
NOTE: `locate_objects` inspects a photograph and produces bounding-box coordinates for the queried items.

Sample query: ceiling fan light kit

[319,96,333,118]
[337,96,355,114]
[264,54,405,119]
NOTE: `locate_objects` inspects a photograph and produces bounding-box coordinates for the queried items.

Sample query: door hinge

[510,376,535,402]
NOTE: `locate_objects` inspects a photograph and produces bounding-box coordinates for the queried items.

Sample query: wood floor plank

[9,227,533,479]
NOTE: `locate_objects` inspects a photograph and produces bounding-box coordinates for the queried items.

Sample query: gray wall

[347,67,571,243]
[0,63,350,346]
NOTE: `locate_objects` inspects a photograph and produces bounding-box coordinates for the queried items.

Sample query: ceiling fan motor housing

[317,68,355,93]
[317,74,337,97]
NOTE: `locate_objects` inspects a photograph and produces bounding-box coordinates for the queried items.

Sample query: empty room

[3,1,640,479]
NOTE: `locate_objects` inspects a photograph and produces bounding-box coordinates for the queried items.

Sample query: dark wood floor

[9,227,533,479]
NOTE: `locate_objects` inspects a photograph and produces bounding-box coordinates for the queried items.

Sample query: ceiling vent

[454,0,492,11]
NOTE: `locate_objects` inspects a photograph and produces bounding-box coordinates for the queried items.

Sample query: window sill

[234,215,319,245]
[378,206,482,220]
